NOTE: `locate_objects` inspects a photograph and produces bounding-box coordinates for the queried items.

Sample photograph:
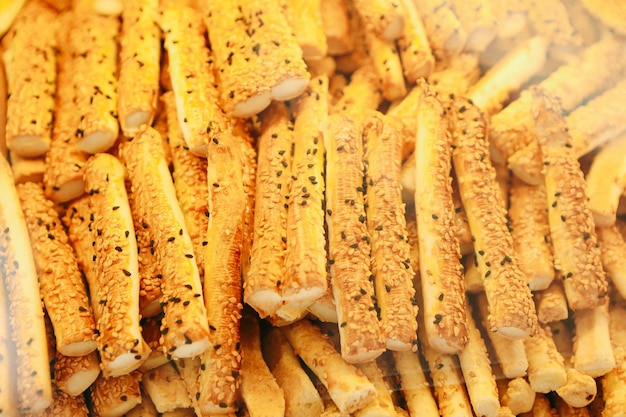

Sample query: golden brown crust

[8,153,45,184]
[392,350,439,416]
[353,0,405,41]
[0,155,52,412]
[54,351,101,397]
[89,371,142,417]
[414,86,468,353]
[598,223,626,300]
[602,302,626,415]
[523,323,567,393]
[143,362,193,413]
[319,0,353,56]
[535,280,569,324]
[2,1,57,158]
[16,182,96,356]
[119,128,210,359]
[396,0,434,84]
[281,0,327,59]
[0,242,19,416]
[26,385,90,417]
[118,0,160,138]
[325,113,385,363]
[331,63,382,121]
[366,33,407,102]
[363,111,417,352]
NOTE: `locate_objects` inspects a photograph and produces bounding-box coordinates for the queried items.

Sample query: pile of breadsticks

[1,0,626,416]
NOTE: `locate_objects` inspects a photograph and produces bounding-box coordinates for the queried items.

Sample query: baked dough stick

[239,309,285,417]
[363,112,417,352]
[83,154,151,376]
[353,361,396,417]
[527,0,580,50]
[143,362,194,413]
[281,77,328,321]
[531,90,608,311]
[489,36,626,166]
[579,0,626,36]
[497,377,535,415]
[1,1,56,158]
[392,350,439,417]
[281,0,327,59]
[159,5,227,157]
[162,92,209,284]
[54,351,100,397]
[523,323,567,393]
[413,0,466,60]
[16,182,96,356]
[119,129,210,359]
[200,0,309,118]
[325,113,385,363]
[598,224,626,299]
[586,133,626,227]
[23,387,89,417]
[262,327,324,417]
[602,302,626,417]
[89,371,142,417]
[449,0,497,53]
[245,102,292,318]
[572,302,615,378]
[396,0,434,84]
[352,0,404,41]
[450,97,537,339]
[489,0,527,39]
[9,153,45,184]
[458,303,500,417]
[0,156,52,412]
[117,0,160,138]
[0,0,24,38]
[68,13,119,154]
[414,86,468,354]
[139,317,168,372]
[0,257,18,417]
[366,32,407,102]
[282,319,377,414]
[466,36,547,117]
[508,178,555,291]
[330,63,382,121]
[510,76,626,185]
[319,0,353,56]
[535,280,569,324]
[125,393,158,417]
[196,136,245,414]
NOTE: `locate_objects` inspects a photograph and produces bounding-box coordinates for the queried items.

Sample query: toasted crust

[118,0,160,137]
[395,0,434,84]
[353,0,405,41]
[366,33,407,102]
[281,0,327,59]
[363,112,417,351]
[0,155,52,412]
[119,128,210,359]
[572,303,615,378]
[602,302,626,415]
[143,362,193,413]
[414,0,467,60]
[325,113,385,363]
[319,0,353,55]
[535,280,569,324]
[0,245,19,416]
[531,89,608,310]
[69,13,120,154]
[414,86,468,353]
[16,182,96,356]
[598,223,626,300]
[53,349,100,397]
[497,377,535,415]
[331,63,382,121]
[89,371,142,417]
[524,323,567,393]
[280,77,329,320]
[392,351,439,417]
[8,153,44,184]
[2,1,57,158]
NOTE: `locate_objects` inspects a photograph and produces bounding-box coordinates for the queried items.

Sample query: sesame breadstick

[0,55,6,160]
[0,155,52,412]
[489,0,527,39]
[245,102,292,319]
[392,350,439,417]
[449,0,497,52]
[325,113,385,363]
[353,360,396,417]
[319,0,353,55]
[535,280,569,324]
[572,302,615,378]
[139,317,168,372]
[16,182,96,357]
[89,371,142,417]
[331,62,382,121]
[54,351,101,397]
[125,393,158,417]
[396,0,434,84]
[414,84,468,354]
[2,0,57,158]
[143,362,193,413]
[119,128,210,359]
[69,13,120,154]
[523,323,567,393]
[83,154,151,377]
[281,0,327,59]
[0,255,18,417]
[118,0,160,138]
[9,154,45,184]
[531,89,608,311]
[527,0,581,49]
[414,0,467,60]
[508,178,555,291]
[598,223,626,299]
[366,33,407,102]
[363,111,417,352]
[579,0,626,36]
[497,377,535,415]
[24,386,90,417]
[353,0,405,41]
[601,302,626,417]
[280,76,329,322]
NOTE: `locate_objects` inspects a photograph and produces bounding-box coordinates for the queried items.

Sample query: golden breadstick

[489,0,527,39]
[139,317,168,372]
[579,0,626,36]
[0,0,25,38]
[143,362,193,413]
[353,0,405,40]
[523,323,567,393]
[280,77,329,321]
[69,13,120,154]
[54,351,100,397]
[531,89,608,310]
[282,0,327,59]
[0,253,18,416]
[449,0,497,52]
[0,53,6,160]
[331,63,382,121]
[396,0,434,84]
[353,361,396,417]
[527,0,580,48]
[572,303,615,378]
[159,4,227,157]
[119,128,210,359]
[16,182,96,356]
[89,372,142,417]
[497,377,535,415]
[366,33,407,102]
[429,52,481,100]
[363,111,417,352]
[0,155,52,412]
[602,302,626,417]
[508,177,555,291]
[392,350,439,417]
[245,102,292,318]
[319,0,353,55]
[118,0,160,138]
[325,113,385,363]
[414,0,467,60]
[125,393,159,417]
[23,385,90,417]
[535,280,569,324]
[597,223,626,299]
[463,254,484,293]
[9,153,45,184]
[520,393,556,417]
[2,0,57,158]
[451,97,537,339]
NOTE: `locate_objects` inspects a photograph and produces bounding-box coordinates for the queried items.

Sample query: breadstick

[0,155,52,412]
[282,319,377,414]
[531,89,608,310]
[414,0,467,60]
[9,153,45,184]
[280,77,328,321]
[449,0,497,52]
[602,302,626,417]
[23,386,90,417]
[508,178,555,291]
[392,350,439,417]
[119,128,210,359]
[535,280,569,324]
[414,85,468,354]
[331,62,382,121]
[143,362,193,413]
[201,0,309,117]
[597,223,626,299]
[319,0,353,56]
[523,323,567,393]
[572,302,615,378]
[118,0,160,138]
[466,36,547,116]
[520,393,556,417]
[463,254,484,293]
[396,0,434,84]
[489,0,527,39]
[353,360,396,417]
[125,393,158,417]
[0,0,25,38]
[353,0,405,41]
[69,13,120,154]
[2,0,57,158]
[527,0,580,48]
[451,97,537,339]
[245,102,292,319]
[281,0,327,59]
[429,52,481,100]
[579,0,626,36]
[89,371,142,417]
[497,377,535,415]
[139,317,168,372]
[325,112,385,363]
[0,256,18,416]
[159,4,227,157]
[16,182,96,356]
[363,111,417,352]
[54,351,100,397]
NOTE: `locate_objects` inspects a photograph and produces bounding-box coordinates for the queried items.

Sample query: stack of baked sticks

[2,0,626,416]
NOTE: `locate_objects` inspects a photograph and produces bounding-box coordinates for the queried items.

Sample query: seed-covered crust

[573,303,615,378]
[602,303,626,415]
[89,371,142,417]
[527,0,581,48]
[366,33,407,102]
[331,63,382,121]
[319,0,353,56]
[0,243,18,416]
[353,0,405,41]
[523,323,567,393]
[414,0,467,60]
[535,280,569,324]
[396,0,434,84]
[281,0,327,59]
